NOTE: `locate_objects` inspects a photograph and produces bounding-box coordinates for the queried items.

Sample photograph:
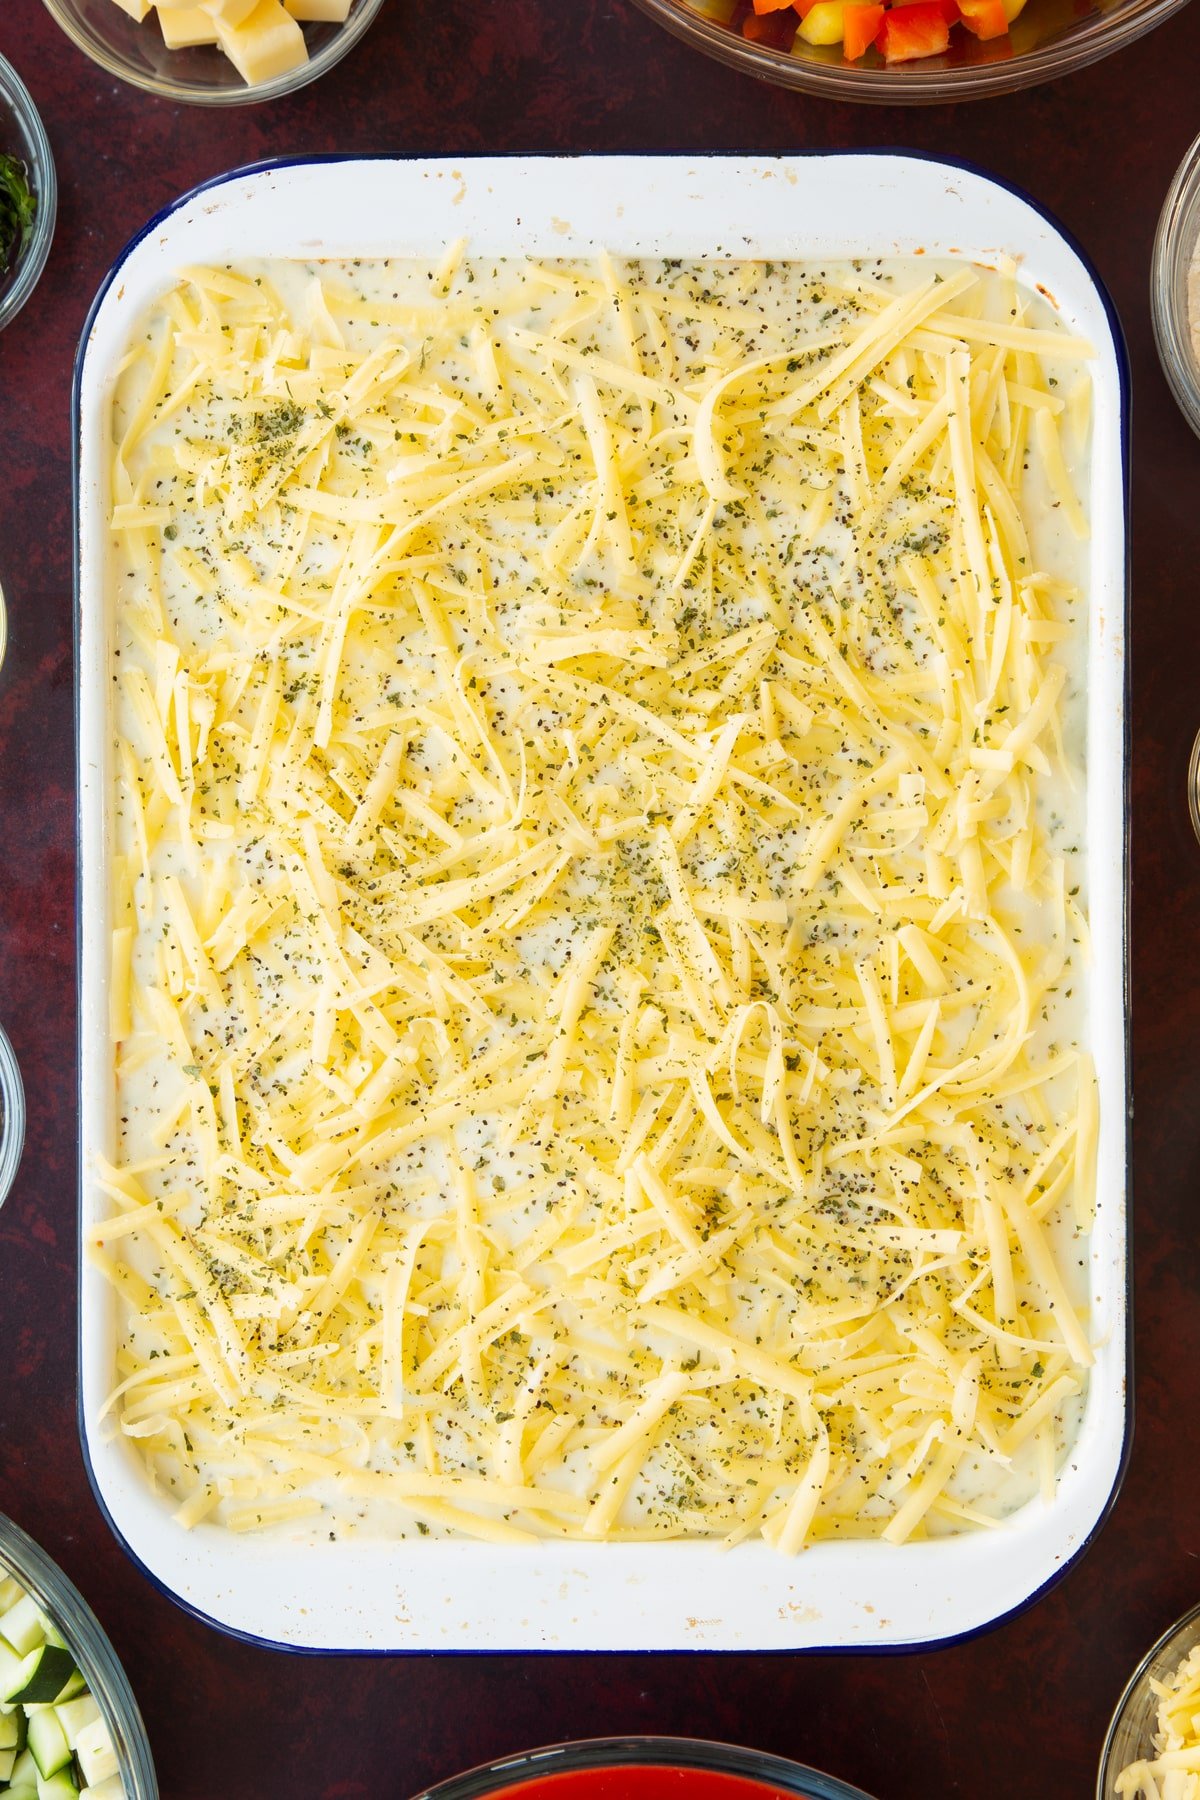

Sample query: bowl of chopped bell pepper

[628,0,1192,99]
[756,0,1027,64]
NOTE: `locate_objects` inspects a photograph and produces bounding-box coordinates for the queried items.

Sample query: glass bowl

[0,1512,158,1799]
[0,54,56,332]
[1152,127,1200,441]
[0,1022,24,1210]
[40,0,387,106]
[627,0,1192,102]
[1097,1602,1200,1798]
[413,1737,878,1800]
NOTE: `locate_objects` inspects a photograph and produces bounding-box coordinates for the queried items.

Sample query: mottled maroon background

[0,2,1196,1795]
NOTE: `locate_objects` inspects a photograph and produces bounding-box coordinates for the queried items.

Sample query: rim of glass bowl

[0,54,57,332]
[1152,127,1200,441]
[39,0,388,106]
[626,0,1193,103]
[1096,1601,1200,1799]
[0,1513,159,1800]
[414,1737,878,1800]
[0,1022,24,1210]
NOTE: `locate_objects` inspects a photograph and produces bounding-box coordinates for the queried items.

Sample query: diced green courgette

[11,1743,38,1782]
[49,1669,86,1706]
[5,1647,76,1707]
[0,1596,50,1659]
[27,1706,72,1778]
[0,1571,122,1799]
[0,1636,26,1697]
[35,1765,81,1799]
[80,1781,125,1800]
[74,1716,118,1789]
[54,1695,99,1751]
[0,1702,27,1749]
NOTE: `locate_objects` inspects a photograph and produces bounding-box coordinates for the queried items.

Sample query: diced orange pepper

[956,0,1009,33]
[877,0,950,58]
[842,1,884,56]
[751,0,795,12]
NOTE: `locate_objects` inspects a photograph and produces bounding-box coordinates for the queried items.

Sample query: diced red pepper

[842,2,884,56]
[878,0,950,59]
[955,0,1009,34]
[892,0,960,23]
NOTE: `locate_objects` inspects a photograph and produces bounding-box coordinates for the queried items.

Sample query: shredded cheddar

[97,251,1096,1548]
[1117,1644,1200,1800]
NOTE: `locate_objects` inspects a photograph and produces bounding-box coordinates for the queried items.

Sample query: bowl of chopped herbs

[0,55,55,333]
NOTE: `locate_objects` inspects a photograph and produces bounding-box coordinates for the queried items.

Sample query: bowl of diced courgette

[0,1515,156,1800]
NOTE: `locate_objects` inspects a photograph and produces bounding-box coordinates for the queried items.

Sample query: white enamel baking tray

[75,154,1130,1654]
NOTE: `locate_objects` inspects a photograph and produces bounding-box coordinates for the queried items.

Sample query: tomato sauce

[479,1768,805,1800]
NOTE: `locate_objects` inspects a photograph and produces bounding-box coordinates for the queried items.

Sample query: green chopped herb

[0,154,35,277]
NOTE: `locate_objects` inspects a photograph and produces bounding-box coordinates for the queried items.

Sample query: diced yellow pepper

[797,1,845,42]
[1002,0,1027,18]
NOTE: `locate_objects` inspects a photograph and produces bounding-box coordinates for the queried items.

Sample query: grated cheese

[1117,1644,1200,1800]
[98,250,1095,1550]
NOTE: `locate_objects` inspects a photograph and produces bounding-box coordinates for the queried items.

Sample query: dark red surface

[0,2,1196,1797]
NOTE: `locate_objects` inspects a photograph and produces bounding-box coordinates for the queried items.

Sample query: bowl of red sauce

[413,1737,876,1800]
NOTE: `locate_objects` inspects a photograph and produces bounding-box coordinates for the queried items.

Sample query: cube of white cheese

[157,3,220,45]
[109,0,153,20]
[200,0,260,26]
[74,1717,119,1789]
[214,0,309,82]
[284,0,351,18]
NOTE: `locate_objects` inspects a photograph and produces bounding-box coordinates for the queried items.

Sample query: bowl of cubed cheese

[0,1514,156,1800]
[40,0,385,102]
